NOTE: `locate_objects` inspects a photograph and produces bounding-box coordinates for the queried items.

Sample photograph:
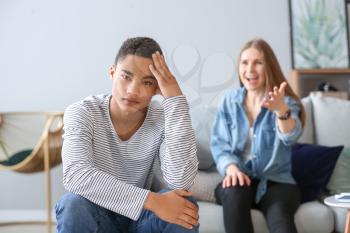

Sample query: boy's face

[109,55,159,114]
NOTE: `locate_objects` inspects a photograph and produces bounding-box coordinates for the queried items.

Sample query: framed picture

[289,0,350,69]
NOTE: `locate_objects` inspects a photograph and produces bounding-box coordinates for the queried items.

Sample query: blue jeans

[55,190,199,233]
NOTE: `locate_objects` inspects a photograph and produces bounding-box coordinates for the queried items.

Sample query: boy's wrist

[144,192,159,211]
[162,88,183,99]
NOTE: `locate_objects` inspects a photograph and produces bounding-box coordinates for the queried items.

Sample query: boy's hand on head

[144,189,199,229]
[149,51,183,99]
[261,81,289,113]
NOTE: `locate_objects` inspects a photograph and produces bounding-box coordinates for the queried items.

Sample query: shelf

[288,69,350,98]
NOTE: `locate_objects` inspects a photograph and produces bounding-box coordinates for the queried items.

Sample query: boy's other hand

[149,51,183,99]
[144,189,199,229]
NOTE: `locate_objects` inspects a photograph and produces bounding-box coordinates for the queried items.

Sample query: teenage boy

[55,37,199,233]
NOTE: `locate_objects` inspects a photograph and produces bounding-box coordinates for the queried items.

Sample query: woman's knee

[217,185,252,203]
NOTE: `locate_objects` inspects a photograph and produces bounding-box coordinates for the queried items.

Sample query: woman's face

[239,47,266,93]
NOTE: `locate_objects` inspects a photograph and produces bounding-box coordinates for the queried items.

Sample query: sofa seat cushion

[189,169,221,203]
[294,201,334,233]
[197,201,269,233]
[198,201,333,233]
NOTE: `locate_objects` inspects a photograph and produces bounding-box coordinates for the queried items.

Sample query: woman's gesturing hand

[261,81,289,114]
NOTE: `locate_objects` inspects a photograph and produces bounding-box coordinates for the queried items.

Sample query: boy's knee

[178,223,199,233]
[55,193,108,232]
[158,188,199,207]
[184,195,198,207]
[55,193,94,218]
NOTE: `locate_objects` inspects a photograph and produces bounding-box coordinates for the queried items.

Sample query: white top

[242,128,254,163]
[61,95,198,220]
[324,196,350,208]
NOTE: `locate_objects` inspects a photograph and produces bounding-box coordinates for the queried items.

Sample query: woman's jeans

[55,189,199,233]
[215,179,301,233]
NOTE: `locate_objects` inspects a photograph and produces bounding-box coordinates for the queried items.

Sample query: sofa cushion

[292,143,343,203]
[327,147,350,195]
[310,93,350,147]
[298,96,314,144]
[294,201,334,233]
[198,201,270,233]
[189,169,221,202]
[190,105,216,170]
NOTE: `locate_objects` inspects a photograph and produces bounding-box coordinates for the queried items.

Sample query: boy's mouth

[122,98,140,104]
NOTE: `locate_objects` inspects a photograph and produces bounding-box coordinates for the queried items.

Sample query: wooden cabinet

[288,69,350,98]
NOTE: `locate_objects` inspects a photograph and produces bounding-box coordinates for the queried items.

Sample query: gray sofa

[188,92,350,233]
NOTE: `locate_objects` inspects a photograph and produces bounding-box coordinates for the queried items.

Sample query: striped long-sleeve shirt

[61,94,198,220]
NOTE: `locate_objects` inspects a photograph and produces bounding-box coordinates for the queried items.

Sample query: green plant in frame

[292,0,349,68]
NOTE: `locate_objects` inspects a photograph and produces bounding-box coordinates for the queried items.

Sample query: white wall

[0,0,291,211]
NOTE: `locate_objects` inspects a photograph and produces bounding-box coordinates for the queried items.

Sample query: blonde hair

[238,38,305,127]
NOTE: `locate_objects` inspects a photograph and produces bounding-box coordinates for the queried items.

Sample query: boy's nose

[126,81,140,95]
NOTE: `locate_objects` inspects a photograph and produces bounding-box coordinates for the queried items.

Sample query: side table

[324,196,350,233]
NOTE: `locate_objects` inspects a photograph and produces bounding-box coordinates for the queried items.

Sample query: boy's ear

[108,65,116,79]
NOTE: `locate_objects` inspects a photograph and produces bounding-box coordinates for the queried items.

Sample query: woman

[210,38,305,233]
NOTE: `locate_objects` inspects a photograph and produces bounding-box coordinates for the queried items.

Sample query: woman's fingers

[244,175,251,186]
[223,175,233,188]
[279,81,287,94]
[237,172,245,186]
[223,172,250,188]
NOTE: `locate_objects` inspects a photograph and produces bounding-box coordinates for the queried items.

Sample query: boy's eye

[120,74,130,80]
[144,81,154,86]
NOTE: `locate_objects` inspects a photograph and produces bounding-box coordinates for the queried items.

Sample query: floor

[0,224,56,233]
[0,210,56,233]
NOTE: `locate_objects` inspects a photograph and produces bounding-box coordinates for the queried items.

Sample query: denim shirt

[210,87,303,203]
